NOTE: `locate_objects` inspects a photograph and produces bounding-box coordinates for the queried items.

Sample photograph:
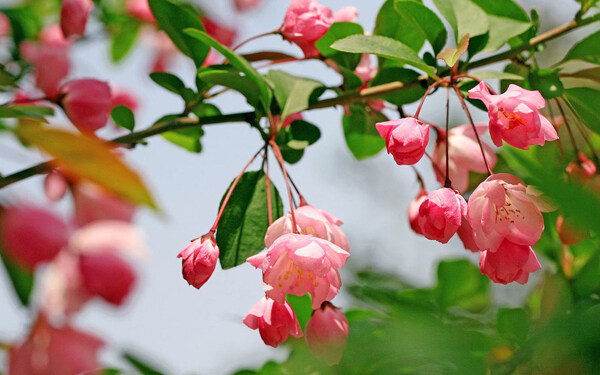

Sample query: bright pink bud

[59,79,112,134]
[416,188,467,244]
[44,170,69,202]
[566,152,597,183]
[479,239,541,284]
[408,189,427,235]
[60,0,93,38]
[1,205,69,270]
[468,82,558,150]
[376,118,430,165]
[248,233,349,309]
[305,302,349,365]
[264,205,349,251]
[40,24,72,48]
[9,315,104,375]
[79,252,136,305]
[177,237,219,289]
[0,12,10,37]
[243,297,303,347]
[333,6,358,22]
[432,124,497,193]
[126,0,155,24]
[72,182,136,227]
[234,0,262,12]
[280,0,334,57]
[468,173,546,252]
[556,215,588,245]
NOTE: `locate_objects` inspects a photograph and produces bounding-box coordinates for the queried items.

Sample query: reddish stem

[554,98,580,155]
[414,79,448,119]
[444,87,452,189]
[425,151,445,179]
[265,150,273,225]
[454,74,498,95]
[232,30,278,52]
[254,57,306,69]
[410,166,426,191]
[269,140,298,233]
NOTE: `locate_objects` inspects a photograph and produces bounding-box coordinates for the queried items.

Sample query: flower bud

[479,239,541,284]
[376,118,430,165]
[417,188,467,244]
[177,237,219,289]
[407,189,427,235]
[305,302,349,365]
[60,0,94,38]
[566,152,596,184]
[59,79,112,134]
[126,0,155,24]
[79,252,136,305]
[243,297,303,347]
[234,0,262,12]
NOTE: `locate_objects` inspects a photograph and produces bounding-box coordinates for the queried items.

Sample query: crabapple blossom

[264,205,349,251]
[234,0,262,12]
[432,124,497,193]
[376,118,430,165]
[44,171,69,202]
[177,237,219,289]
[467,173,546,252]
[111,85,139,113]
[305,302,349,365]
[60,0,93,38]
[468,82,558,150]
[416,188,467,244]
[408,189,427,235]
[58,79,112,134]
[566,152,596,183]
[126,0,155,24]
[79,252,136,305]
[72,182,136,227]
[247,233,349,309]
[355,54,377,83]
[457,218,479,252]
[243,297,302,347]
[333,6,359,23]
[479,239,541,284]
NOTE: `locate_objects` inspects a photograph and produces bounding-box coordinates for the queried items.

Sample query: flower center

[499,108,526,129]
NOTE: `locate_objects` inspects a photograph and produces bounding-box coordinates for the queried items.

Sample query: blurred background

[0,0,596,373]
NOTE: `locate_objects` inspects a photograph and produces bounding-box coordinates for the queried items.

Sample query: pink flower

[73,182,135,227]
[44,171,69,202]
[355,54,377,83]
[333,6,359,23]
[60,0,93,38]
[0,12,10,37]
[468,82,558,150]
[40,24,72,48]
[177,237,219,289]
[376,118,430,165]
[457,217,479,252]
[1,205,69,270]
[243,297,302,347]
[9,315,104,375]
[416,188,467,244]
[58,79,112,134]
[264,205,349,251]
[479,239,541,284]
[432,124,497,193]
[566,152,596,183]
[79,252,136,305]
[202,17,237,47]
[126,0,155,24]
[408,189,427,235]
[111,85,139,113]
[247,233,349,309]
[234,0,262,12]
[305,302,349,365]
[467,173,546,252]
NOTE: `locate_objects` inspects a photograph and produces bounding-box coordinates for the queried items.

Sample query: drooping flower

[247,233,349,309]
[264,205,349,251]
[407,189,427,235]
[110,85,139,113]
[177,237,219,289]
[468,82,558,150]
[72,182,135,227]
[79,252,136,305]
[1,205,69,270]
[354,54,377,84]
[479,239,541,284]
[457,218,479,252]
[234,0,262,12]
[126,0,155,24]
[243,297,303,347]
[60,0,94,38]
[376,118,430,165]
[416,188,467,244]
[58,79,112,134]
[566,152,596,183]
[432,124,497,193]
[305,302,349,365]
[467,173,547,252]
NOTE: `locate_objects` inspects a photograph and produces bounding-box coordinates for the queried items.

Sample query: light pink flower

[9,315,104,375]
[0,12,10,37]
[479,239,541,284]
[42,252,92,317]
[234,0,262,12]
[305,302,349,365]
[566,152,596,183]
[432,124,497,193]
[243,297,302,347]
[416,188,467,244]
[126,0,155,24]
[355,54,377,83]
[44,171,69,202]
[177,237,219,289]
[376,118,430,165]
[264,205,349,251]
[72,182,135,227]
[40,24,72,48]
[1,205,69,270]
[468,82,558,150]
[79,252,136,305]
[333,6,358,23]
[202,17,237,47]
[408,189,427,235]
[58,79,112,134]
[248,233,349,309]
[468,173,546,252]
[60,0,93,38]
[457,217,479,252]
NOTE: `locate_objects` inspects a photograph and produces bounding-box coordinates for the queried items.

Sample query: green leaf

[315,21,364,58]
[122,352,165,375]
[111,106,135,131]
[147,0,209,67]
[563,87,600,134]
[342,105,386,160]
[198,70,262,110]
[0,250,34,307]
[562,29,600,64]
[161,127,204,153]
[331,35,437,78]
[437,34,470,68]
[216,170,283,269]
[149,72,188,96]
[432,0,489,42]
[374,0,425,53]
[497,308,529,343]
[184,29,272,110]
[110,22,140,62]
[394,0,447,54]
[528,68,564,99]
[286,294,312,330]
[370,67,426,106]
[0,105,54,120]
[473,0,531,52]
[339,65,365,91]
[465,71,525,81]
[276,119,321,156]
[563,67,600,82]
[0,65,17,88]
[268,70,323,120]
[435,259,489,312]
[573,253,600,297]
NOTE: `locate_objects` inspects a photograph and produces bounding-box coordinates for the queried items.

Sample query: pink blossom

[9,315,104,375]
[407,189,427,235]
[479,239,541,284]
[355,54,377,83]
[234,0,262,12]
[60,0,93,38]
[432,124,497,193]
[1,205,69,270]
[72,182,135,227]
[468,82,558,150]
[79,252,136,305]
[111,86,139,113]
[0,12,10,37]
[264,205,349,251]
[243,297,302,347]
[42,252,92,317]
[457,217,479,252]
[566,152,596,183]
[305,302,349,365]
[44,171,69,202]
[58,79,112,134]
[40,24,72,48]
[177,237,219,289]
[202,17,237,47]
[126,0,155,24]
[248,233,349,309]
[416,188,467,244]
[333,6,359,23]
[467,173,546,252]
[376,118,430,165]
[150,32,177,72]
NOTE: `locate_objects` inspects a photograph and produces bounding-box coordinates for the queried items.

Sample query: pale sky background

[0,0,595,374]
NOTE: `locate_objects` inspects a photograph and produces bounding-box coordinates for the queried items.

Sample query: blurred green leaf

[0,105,54,120]
[111,105,136,132]
[199,70,262,110]
[563,87,600,134]
[432,0,488,42]
[267,70,323,120]
[475,0,531,52]
[122,351,165,375]
[573,253,600,297]
[437,34,470,68]
[563,67,600,83]
[342,105,386,160]
[0,250,34,307]
[497,307,529,343]
[435,259,490,312]
[110,22,140,62]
